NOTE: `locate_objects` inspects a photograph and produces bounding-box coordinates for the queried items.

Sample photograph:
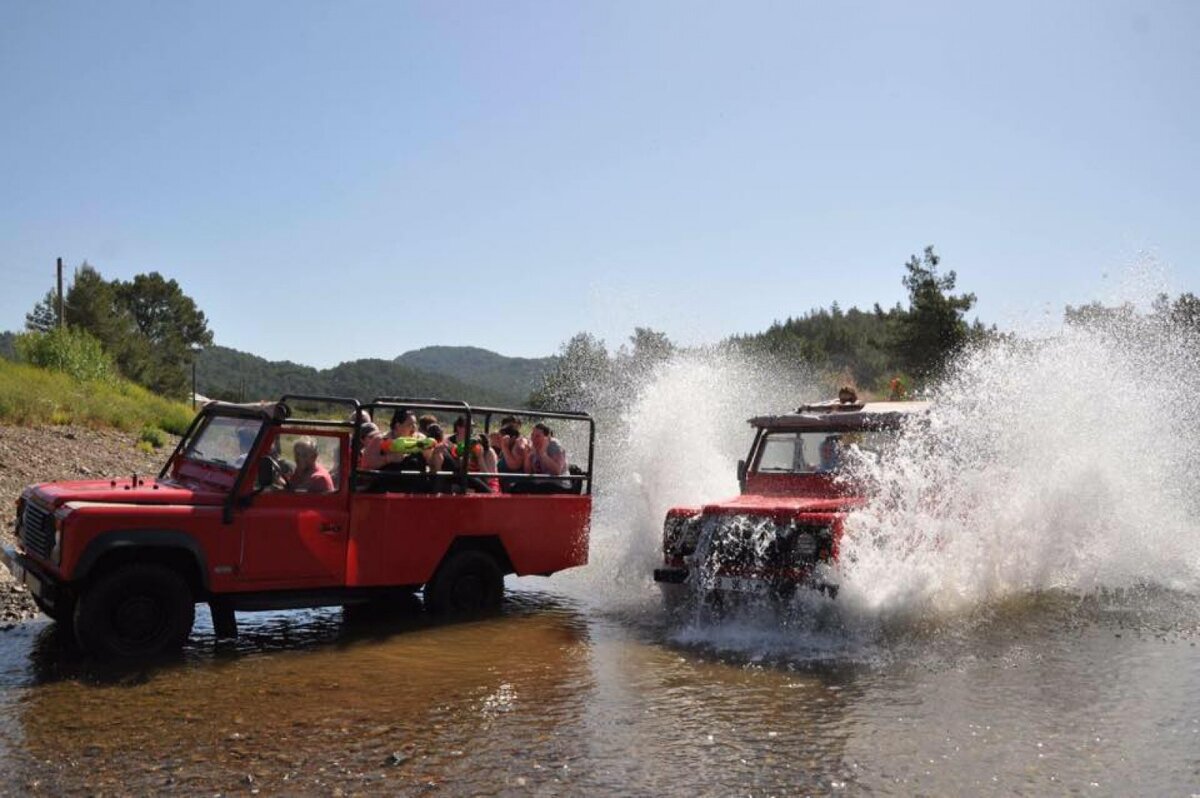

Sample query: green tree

[23,262,214,399]
[892,246,976,379]
[24,289,59,333]
[531,332,611,409]
[112,272,213,397]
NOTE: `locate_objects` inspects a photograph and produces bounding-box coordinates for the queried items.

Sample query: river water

[0,583,1197,796]
[2,314,1199,795]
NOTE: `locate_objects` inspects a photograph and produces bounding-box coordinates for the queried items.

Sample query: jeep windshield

[182,415,263,469]
[754,428,899,475]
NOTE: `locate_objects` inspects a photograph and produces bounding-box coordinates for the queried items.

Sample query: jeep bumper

[653,566,688,584]
[0,544,58,607]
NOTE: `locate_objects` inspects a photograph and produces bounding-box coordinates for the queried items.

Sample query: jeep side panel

[57,504,239,591]
[345,493,591,586]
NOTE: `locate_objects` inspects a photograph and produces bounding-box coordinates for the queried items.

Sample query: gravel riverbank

[0,424,169,625]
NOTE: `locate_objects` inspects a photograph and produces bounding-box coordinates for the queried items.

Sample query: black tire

[423,550,504,615]
[73,563,195,659]
[33,592,76,634]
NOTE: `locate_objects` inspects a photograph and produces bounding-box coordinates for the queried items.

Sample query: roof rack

[796,399,864,413]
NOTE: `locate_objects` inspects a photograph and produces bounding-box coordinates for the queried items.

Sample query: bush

[15,328,114,383]
[139,425,169,449]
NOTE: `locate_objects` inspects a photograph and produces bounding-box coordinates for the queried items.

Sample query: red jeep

[3,395,594,657]
[653,398,927,604]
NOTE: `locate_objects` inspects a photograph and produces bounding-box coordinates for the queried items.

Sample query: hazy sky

[2,1,1197,367]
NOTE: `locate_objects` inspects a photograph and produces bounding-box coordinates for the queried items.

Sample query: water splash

[839,322,1200,616]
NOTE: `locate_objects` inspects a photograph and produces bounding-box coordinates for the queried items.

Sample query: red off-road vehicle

[3,395,594,658]
[653,398,927,604]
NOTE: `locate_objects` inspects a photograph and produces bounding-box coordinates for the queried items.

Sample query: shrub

[139,425,169,449]
[15,328,114,383]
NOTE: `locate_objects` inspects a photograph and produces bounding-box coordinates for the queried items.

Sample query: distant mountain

[394,346,556,403]
[196,345,519,407]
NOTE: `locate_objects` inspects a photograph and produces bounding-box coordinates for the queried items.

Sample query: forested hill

[195,345,518,406]
[394,346,556,402]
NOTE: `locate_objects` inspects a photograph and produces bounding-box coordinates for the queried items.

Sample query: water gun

[453,441,485,459]
[380,436,435,456]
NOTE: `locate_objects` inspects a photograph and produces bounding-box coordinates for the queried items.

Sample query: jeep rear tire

[73,563,195,659]
[424,550,504,615]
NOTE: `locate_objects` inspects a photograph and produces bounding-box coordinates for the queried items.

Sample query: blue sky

[1,1,1197,367]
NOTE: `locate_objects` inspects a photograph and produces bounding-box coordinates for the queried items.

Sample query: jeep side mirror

[737,459,747,492]
[256,457,279,490]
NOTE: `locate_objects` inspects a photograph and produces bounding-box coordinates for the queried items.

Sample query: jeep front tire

[73,563,195,658]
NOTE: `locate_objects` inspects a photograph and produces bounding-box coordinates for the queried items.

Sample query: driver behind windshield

[816,434,842,473]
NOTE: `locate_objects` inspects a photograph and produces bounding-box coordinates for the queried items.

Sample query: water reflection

[3,593,596,794]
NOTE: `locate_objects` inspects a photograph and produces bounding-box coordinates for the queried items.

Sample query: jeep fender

[73,531,210,593]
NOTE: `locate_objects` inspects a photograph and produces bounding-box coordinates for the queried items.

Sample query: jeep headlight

[51,507,72,565]
[663,514,701,557]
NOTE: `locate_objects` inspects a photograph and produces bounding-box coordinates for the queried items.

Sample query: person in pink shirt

[356,421,387,471]
[288,438,335,493]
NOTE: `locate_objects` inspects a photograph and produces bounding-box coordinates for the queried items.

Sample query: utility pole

[56,257,64,328]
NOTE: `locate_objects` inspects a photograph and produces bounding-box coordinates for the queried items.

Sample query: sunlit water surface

[0,583,1197,796]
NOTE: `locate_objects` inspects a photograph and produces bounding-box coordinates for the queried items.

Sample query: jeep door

[236,429,350,587]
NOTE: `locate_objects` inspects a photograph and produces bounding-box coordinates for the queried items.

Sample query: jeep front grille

[701,519,829,571]
[20,502,54,560]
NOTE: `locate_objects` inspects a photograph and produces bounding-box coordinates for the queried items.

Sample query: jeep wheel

[424,550,504,615]
[33,592,76,634]
[73,564,195,659]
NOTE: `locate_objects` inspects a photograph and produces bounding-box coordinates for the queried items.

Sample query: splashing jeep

[653,398,928,604]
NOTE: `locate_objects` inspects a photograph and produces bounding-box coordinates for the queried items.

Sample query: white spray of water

[839,323,1200,616]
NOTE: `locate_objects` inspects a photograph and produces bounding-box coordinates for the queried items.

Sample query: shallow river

[0,575,1197,796]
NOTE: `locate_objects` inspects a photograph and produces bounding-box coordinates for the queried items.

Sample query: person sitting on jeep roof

[289,437,335,492]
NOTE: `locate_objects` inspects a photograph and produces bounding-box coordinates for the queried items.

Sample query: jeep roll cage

[160,395,596,522]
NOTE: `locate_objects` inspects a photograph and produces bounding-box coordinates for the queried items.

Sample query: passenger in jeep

[289,438,335,492]
[468,433,501,493]
[512,423,570,493]
[356,420,387,470]
[497,423,530,475]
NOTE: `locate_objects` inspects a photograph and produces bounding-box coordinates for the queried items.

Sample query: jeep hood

[25,478,227,509]
[693,494,864,521]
